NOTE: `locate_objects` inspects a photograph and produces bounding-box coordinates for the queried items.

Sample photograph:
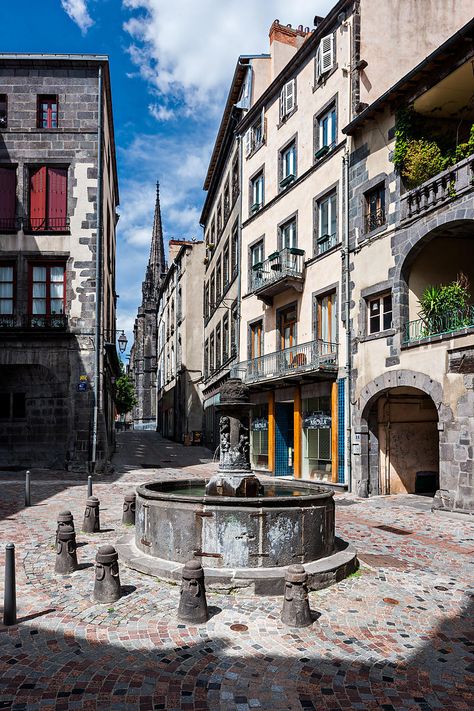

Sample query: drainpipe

[342,150,352,492]
[91,65,104,472]
[236,131,243,364]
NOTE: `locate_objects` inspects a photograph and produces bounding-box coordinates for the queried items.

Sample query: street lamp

[117,330,128,354]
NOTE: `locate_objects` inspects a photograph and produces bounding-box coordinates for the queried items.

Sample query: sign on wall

[302,411,331,429]
[252,417,268,431]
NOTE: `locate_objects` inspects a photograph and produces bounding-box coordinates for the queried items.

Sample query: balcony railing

[0,314,68,330]
[230,338,338,384]
[25,217,70,232]
[400,154,474,223]
[317,232,338,255]
[0,217,19,232]
[403,306,474,345]
[365,207,386,233]
[250,247,305,300]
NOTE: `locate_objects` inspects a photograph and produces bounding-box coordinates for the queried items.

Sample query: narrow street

[0,430,472,710]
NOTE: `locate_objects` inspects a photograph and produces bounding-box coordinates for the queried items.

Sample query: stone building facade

[129,184,166,430]
[344,18,474,512]
[0,54,120,470]
[156,240,205,442]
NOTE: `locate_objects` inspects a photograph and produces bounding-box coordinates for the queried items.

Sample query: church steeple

[142,181,166,303]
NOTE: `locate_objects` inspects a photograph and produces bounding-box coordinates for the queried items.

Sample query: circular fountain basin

[117,478,357,595]
[135,478,335,569]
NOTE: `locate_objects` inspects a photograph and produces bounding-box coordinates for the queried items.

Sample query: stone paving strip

[0,432,473,710]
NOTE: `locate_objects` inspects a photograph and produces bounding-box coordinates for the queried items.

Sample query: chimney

[269,19,310,48]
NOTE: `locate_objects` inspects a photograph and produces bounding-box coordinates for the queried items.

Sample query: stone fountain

[117,379,357,595]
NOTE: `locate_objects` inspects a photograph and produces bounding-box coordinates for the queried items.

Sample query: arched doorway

[365,386,439,496]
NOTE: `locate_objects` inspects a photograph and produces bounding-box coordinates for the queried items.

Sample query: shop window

[303,396,331,481]
[37,95,58,129]
[251,404,269,469]
[368,293,392,334]
[365,183,386,233]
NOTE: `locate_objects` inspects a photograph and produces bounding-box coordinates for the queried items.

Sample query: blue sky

[0,0,332,353]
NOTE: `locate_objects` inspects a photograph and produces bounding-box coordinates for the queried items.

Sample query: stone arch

[353,369,453,498]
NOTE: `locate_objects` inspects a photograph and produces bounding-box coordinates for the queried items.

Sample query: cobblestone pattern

[0,432,473,710]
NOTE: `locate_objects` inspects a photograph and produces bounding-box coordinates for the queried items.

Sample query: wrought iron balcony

[230,338,338,385]
[0,313,68,330]
[364,207,386,233]
[25,217,70,232]
[0,217,20,232]
[403,306,474,345]
[250,247,305,304]
[400,154,474,224]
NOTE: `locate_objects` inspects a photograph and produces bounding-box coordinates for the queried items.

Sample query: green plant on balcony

[401,139,447,190]
[418,273,472,337]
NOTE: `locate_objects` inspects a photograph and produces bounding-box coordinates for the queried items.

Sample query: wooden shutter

[0,167,16,227]
[279,87,285,120]
[47,167,67,230]
[285,80,295,115]
[320,33,334,73]
[29,166,47,231]
[244,128,252,157]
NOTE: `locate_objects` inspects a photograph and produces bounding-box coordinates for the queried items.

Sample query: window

[232,157,239,203]
[279,79,296,121]
[319,106,336,150]
[223,180,230,222]
[216,198,222,237]
[231,223,239,274]
[251,404,269,469]
[223,313,229,362]
[223,242,230,288]
[316,192,337,254]
[216,258,222,302]
[28,166,68,231]
[0,393,25,420]
[29,263,66,327]
[210,272,215,310]
[209,332,215,373]
[280,218,297,250]
[204,339,209,378]
[250,171,264,214]
[303,395,331,481]
[215,323,222,369]
[204,282,209,319]
[250,239,264,290]
[231,303,238,356]
[0,166,17,231]
[0,95,7,128]
[315,33,335,82]
[249,320,263,360]
[279,306,297,351]
[0,264,14,324]
[37,95,58,129]
[210,218,216,247]
[316,292,337,349]
[368,293,392,334]
[250,240,264,269]
[280,141,296,188]
[244,110,265,157]
[365,183,386,232]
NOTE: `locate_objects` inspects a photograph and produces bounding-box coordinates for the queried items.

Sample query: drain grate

[358,553,409,570]
[375,524,413,536]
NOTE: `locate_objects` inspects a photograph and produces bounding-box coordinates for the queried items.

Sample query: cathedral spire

[142,180,166,302]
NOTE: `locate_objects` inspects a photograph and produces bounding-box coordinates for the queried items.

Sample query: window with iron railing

[28,166,69,232]
[365,183,386,233]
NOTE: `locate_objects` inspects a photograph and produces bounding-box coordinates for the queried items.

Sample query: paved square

[0,432,473,710]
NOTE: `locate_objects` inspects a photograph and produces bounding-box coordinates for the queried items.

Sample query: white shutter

[244,128,252,157]
[285,79,295,115]
[320,33,334,74]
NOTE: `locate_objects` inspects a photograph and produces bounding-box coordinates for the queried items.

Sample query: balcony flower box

[314,144,330,161]
[289,247,305,256]
[279,173,296,189]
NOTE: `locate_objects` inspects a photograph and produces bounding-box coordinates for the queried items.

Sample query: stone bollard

[122,493,136,526]
[55,524,79,574]
[56,510,74,544]
[281,564,313,628]
[178,560,209,624]
[94,545,121,603]
[83,496,100,533]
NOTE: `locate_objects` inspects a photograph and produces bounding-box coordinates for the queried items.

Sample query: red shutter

[0,167,16,229]
[29,166,47,231]
[47,167,67,231]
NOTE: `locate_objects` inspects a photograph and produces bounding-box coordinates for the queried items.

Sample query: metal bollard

[55,524,79,574]
[87,475,93,498]
[83,496,100,533]
[94,545,121,603]
[178,560,209,623]
[25,470,31,507]
[122,493,136,526]
[281,564,313,628]
[3,543,17,626]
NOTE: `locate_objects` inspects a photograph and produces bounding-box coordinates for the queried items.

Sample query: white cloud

[148,103,176,121]
[60,0,94,34]
[122,0,334,115]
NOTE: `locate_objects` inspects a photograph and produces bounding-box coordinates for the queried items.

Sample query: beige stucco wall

[359,0,473,104]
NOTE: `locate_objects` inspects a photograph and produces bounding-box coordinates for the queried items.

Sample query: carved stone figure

[93,545,121,603]
[83,496,100,533]
[122,493,136,525]
[177,560,209,623]
[55,523,79,574]
[281,564,313,628]
[220,416,231,453]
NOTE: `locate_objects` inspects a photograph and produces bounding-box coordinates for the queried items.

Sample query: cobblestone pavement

[0,431,473,710]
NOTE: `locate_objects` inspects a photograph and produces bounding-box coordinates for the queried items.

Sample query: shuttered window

[315,33,335,82]
[28,166,68,231]
[0,166,16,231]
[279,79,296,120]
[37,95,58,129]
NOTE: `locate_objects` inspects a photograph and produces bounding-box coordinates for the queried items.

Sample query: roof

[342,17,474,136]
